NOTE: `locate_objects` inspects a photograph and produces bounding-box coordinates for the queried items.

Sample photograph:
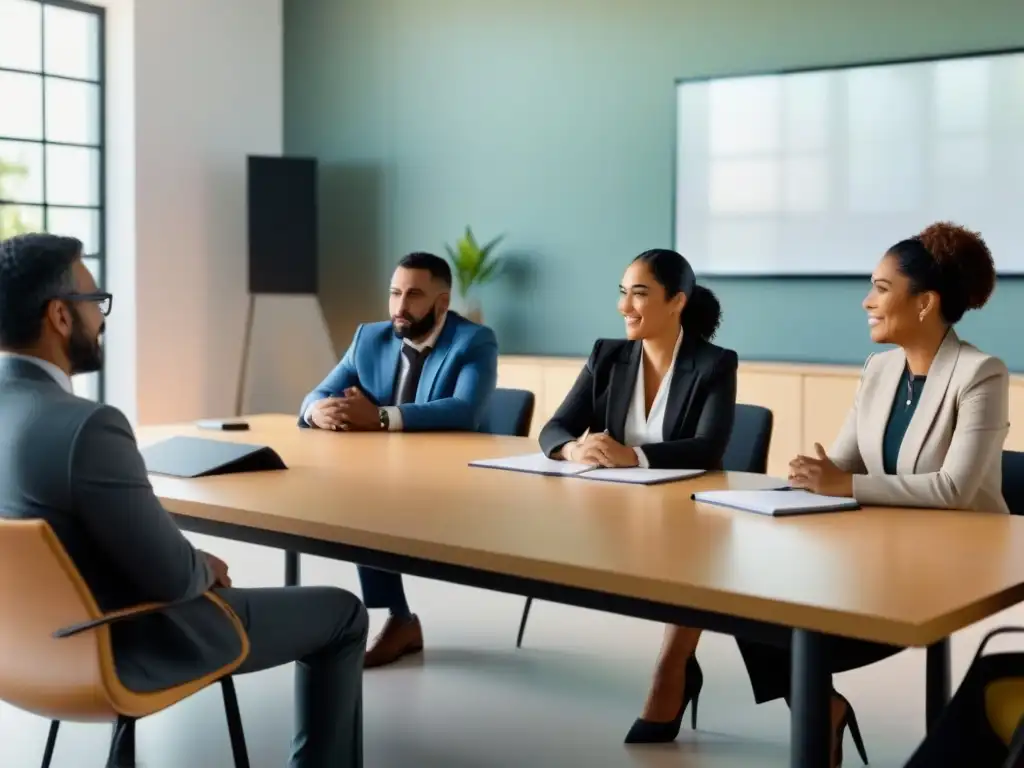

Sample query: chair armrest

[971,627,1024,665]
[53,593,212,639]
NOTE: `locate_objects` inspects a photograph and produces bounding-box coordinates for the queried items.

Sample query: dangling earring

[918,311,926,322]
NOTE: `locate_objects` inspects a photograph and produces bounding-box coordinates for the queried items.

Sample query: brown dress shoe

[364,614,423,668]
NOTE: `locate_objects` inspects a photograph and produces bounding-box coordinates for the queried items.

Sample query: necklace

[905,368,923,409]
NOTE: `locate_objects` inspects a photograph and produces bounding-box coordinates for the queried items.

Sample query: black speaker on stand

[236,155,319,417]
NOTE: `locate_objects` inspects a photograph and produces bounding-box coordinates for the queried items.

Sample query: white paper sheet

[691,489,859,516]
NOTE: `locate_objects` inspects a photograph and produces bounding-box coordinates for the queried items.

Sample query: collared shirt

[0,352,73,394]
[622,329,684,468]
[382,312,447,431]
[304,312,448,431]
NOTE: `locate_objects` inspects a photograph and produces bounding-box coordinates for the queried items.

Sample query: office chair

[720,404,773,475]
[480,388,535,438]
[514,402,774,649]
[1001,450,1024,517]
[905,626,1024,768]
[984,451,1024,767]
[0,518,251,768]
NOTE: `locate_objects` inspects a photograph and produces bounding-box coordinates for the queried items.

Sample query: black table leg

[284,550,300,587]
[926,638,951,730]
[790,628,831,768]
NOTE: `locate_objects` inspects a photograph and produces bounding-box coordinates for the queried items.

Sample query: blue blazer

[298,312,498,432]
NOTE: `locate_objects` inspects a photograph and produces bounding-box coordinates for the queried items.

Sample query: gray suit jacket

[829,330,1010,513]
[0,357,243,692]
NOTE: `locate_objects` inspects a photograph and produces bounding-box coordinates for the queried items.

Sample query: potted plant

[445,226,505,324]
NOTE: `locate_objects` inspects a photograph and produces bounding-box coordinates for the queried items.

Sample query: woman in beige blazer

[740,222,1009,767]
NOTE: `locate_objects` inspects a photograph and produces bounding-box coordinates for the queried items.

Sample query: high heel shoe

[833,692,869,767]
[624,654,703,744]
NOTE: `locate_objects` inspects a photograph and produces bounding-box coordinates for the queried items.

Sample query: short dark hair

[397,252,452,288]
[888,221,996,325]
[0,233,83,348]
[632,248,722,341]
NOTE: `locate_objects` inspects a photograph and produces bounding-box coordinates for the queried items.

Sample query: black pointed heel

[624,655,703,744]
[834,692,869,766]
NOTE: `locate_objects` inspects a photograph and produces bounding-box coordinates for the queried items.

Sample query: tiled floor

[2,533,1018,767]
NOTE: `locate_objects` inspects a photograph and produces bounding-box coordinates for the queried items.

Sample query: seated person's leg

[625,625,703,743]
[217,586,367,768]
[735,635,900,767]
[357,565,423,668]
[358,565,409,616]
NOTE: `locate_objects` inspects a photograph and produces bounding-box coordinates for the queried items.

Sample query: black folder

[141,436,287,478]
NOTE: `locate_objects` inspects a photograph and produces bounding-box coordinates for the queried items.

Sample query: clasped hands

[562,432,639,468]
[788,442,853,497]
[309,388,381,432]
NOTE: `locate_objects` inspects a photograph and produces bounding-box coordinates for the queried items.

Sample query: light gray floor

[2,533,1020,767]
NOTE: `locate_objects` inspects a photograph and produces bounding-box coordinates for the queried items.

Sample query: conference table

[139,414,1024,768]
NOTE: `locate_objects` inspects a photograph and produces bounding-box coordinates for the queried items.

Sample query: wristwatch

[378,408,389,431]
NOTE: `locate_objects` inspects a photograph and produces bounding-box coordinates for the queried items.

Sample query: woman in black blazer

[539,248,737,744]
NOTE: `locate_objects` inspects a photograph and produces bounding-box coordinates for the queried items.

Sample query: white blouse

[623,330,683,468]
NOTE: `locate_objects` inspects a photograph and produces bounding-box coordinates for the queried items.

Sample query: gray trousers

[219,586,368,768]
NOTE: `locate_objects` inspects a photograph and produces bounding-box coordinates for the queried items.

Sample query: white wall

[97,0,136,422]
[97,0,333,425]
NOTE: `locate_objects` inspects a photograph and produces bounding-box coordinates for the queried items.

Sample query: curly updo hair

[887,221,996,325]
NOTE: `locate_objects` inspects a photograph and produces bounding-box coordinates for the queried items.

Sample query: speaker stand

[233,292,334,419]
[234,293,257,418]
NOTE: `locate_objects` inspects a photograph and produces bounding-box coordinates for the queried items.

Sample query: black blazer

[538,335,738,470]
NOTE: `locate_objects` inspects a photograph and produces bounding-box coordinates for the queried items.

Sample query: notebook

[469,453,705,486]
[690,489,860,516]
[580,467,706,485]
[469,452,594,477]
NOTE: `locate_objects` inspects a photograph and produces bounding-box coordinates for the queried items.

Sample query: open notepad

[691,489,859,516]
[469,453,706,486]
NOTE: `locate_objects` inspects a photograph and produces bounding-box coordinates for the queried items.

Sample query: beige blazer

[829,330,1010,513]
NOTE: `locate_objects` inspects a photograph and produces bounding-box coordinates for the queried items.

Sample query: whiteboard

[674,51,1024,275]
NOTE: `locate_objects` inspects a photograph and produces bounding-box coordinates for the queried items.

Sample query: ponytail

[681,284,721,341]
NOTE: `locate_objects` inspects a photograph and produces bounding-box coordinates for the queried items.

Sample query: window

[0,0,105,401]
[930,58,992,206]
[845,66,925,213]
[688,72,831,272]
[707,72,832,217]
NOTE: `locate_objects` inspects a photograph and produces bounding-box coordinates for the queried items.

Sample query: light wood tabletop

[139,414,1024,648]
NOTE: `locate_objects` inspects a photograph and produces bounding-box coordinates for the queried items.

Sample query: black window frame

[0,0,107,401]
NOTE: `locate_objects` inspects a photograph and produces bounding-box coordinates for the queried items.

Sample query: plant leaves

[446,227,505,293]
[476,234,505,268]
[444,243,470,295]
[445,242,467,272]
[480,233,505,256]
[476,259,502,284]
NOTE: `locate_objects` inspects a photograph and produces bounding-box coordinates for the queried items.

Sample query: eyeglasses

[55,291,113,316]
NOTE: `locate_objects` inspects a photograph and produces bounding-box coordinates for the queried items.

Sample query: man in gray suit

[0,233,367,768]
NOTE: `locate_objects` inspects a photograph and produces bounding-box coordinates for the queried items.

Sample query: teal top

[882,367,927,475]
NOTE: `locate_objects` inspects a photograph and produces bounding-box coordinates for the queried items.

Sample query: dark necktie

[396,345,429,405]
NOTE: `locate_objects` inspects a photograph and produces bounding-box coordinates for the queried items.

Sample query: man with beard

[0,234,368,768]
[299,251,498,668]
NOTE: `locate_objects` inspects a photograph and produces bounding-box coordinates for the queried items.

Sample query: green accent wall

[284,0,1024,367]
